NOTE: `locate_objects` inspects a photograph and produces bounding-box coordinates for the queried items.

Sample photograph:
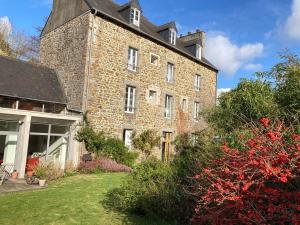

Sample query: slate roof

[84,0,218,71]
[0,56,67,104]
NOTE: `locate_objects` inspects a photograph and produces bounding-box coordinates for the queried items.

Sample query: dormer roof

[157,21,177,32]
[118,0,142,12]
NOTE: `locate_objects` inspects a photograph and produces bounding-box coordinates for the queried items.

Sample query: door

[162,132,172,162]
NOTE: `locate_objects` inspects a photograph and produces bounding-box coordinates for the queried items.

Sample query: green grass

[0,173,171,225]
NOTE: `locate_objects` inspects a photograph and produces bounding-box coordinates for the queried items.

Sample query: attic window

[130,8,140,27]
[196,44,202,60]
[169,29,177,45]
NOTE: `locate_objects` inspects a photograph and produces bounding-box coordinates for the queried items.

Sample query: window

[125,86,136,113]
[166,63,174,83]
[165,95,173,119]
[130,8,140,27]
[169,29,177,45]
[195,74,201,91]
[181,98,188,112]
[123,129,133,150]
[196,44,202,59]
[150,54,159,65]
[194,102,200,121]
[128,47,138,72]
[149,90,157,101]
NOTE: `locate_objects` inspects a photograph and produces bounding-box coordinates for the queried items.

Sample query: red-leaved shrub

[78,158,132,174]
[191,119,300,224]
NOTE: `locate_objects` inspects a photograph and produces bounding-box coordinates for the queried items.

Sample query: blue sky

[0,0,300,92]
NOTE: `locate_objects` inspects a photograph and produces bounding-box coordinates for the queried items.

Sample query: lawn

[0,173,172,225]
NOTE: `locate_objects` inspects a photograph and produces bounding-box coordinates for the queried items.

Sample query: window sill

[127,68,139,74]
[125,111,135,114]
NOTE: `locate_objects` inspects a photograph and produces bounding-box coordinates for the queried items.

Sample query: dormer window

[130,8,140,27]
[196,44,202,60]
[169,29,177,45]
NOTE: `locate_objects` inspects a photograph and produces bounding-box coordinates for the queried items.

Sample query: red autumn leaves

[191,118,300,224]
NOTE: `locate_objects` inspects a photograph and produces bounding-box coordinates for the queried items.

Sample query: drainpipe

[83,9,98,122]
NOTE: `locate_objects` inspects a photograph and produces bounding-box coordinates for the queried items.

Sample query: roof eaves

[0,93,67,105]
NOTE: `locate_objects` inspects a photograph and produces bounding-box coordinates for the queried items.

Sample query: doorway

[162,132,172,162]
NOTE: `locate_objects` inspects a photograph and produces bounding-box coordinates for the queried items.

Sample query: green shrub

[101,138,138,167]
[104,158,180,222]
[132,130,161,159]
[105,130,223,224]
[75,126,138,168]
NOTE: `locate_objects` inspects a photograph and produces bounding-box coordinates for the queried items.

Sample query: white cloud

[217,88,231,98]
[244,63,263,71]
[205,34,264,76]
[0,16,12,40]
[284,0,300,40]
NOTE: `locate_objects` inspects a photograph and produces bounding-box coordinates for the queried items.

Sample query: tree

[132,130,161,159]
[0,33,12,56]
[0,17,40,62]
[203,79,279,133]
[257,53,300,120]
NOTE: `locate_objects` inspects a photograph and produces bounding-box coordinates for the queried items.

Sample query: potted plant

[34,163,48,187]
[11,170,18,179]
[26,170,34,177]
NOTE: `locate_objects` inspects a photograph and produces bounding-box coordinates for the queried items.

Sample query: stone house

[40,0,218,160]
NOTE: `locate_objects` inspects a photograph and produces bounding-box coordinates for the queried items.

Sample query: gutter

[83,9,97,114]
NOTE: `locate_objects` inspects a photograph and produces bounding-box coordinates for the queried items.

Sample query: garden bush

[78,158,132,174]
[191,118,300,224]
[76,126,138,168]
[101,138,138,168]
[105,130,223,224]
[104,158,181,222]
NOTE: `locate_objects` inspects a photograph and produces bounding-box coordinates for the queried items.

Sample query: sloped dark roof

[0,56,67,104]
[84,0,218,71]
[118,0,142,11]
[41,0,217,71]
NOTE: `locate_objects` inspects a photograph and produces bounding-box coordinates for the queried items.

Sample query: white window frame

[150,53,159,66]
[124,129,134,150]
[125,86,136,113]
[195,74,201,91]
[166,63,174,83]
[165,95,173,119]
[196,44,202,60]
[128,47,138,72]
[169,29,177,45]
[194,102,200,121]
[130,8,140,27]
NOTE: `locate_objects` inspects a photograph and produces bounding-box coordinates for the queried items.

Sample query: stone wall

[86,15,217,157]
[40,13,91,111]
[40,12,217,159]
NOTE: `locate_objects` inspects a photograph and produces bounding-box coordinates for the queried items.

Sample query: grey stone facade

[40,1,218,158]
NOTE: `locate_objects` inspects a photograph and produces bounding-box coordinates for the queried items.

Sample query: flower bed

[78,158,132,174]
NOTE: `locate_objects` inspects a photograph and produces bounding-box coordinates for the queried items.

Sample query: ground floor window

[123,129,133,150]
[27,123,69,169]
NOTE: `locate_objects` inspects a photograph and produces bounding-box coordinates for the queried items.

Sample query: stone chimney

[179,29,205,58]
